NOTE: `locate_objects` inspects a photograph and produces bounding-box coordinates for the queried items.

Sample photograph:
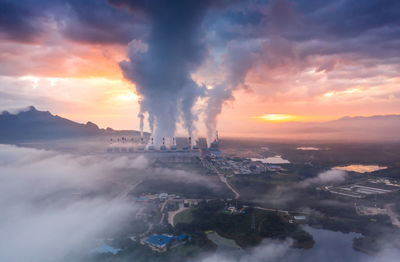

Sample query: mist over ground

[0,143,235,262]
[0,144,148,262]
[1,141,400,262]
[192,231,400,262]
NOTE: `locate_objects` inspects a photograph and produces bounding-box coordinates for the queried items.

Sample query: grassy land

[206,231,241,249]
[174,209,194,225]
[174,200,314,249]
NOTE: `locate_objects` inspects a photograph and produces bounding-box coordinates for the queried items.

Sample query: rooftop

[146,235,173,246]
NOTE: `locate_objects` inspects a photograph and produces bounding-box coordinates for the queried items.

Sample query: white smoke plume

[117,1,217,144]
[203,40,262,143]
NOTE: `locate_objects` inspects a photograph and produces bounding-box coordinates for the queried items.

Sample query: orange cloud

[0,39,127,79]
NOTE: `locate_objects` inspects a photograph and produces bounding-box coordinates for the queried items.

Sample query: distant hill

[0,106,145,142]
[242,114,400,142]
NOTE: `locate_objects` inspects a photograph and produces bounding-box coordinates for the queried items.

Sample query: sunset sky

[0,0,399,137]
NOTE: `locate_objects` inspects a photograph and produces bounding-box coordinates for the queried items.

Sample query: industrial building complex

[106,131,224,161]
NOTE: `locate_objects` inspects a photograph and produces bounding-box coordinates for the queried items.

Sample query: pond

[206,231,241,251]
[250,155,290,164]
[296,147,321,151]
[333,165,387,173]
[287,226,369,261]
[208,226,372,262]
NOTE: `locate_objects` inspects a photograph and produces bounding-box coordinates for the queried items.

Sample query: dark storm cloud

[1,0,398,68]
[302,0,400,40]
[59,0,148,44]
[207,0,400,58]
[0,0,47,43]
[1,0,399,55]
[0,0,147,45]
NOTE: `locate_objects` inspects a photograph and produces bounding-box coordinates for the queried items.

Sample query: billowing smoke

[205,85,233,144]
[204,40,261,143]
[115,0,298,145]
[115,0,220,143]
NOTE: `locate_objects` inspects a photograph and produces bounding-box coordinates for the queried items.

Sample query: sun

[258,114,295,122]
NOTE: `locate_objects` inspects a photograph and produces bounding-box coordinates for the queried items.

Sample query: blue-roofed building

[144,235,173,252]
[91,244,121,255]
[133,196,150,203]
[142,234,190,252]
[175,234,187,241]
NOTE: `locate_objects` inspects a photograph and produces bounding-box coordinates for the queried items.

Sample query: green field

[206,231,241,249]
[174,209,194,225]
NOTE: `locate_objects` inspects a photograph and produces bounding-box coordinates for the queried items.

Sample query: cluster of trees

[174,200,313,248]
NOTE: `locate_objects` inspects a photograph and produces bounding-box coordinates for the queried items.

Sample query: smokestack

[170,137,177,150]
[216,130,219,143]
[138,112,144,137]
[189,136,192,150]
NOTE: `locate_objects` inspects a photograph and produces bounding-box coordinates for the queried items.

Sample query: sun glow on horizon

[259,114,294,122]
[252,114,336,123]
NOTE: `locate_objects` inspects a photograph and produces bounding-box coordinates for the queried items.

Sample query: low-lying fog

[0,143,224,262]
[1,142,399,262]
[196,226,400,262]
[0,144,145,262]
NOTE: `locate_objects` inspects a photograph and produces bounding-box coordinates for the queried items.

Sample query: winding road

[205,158,240,199]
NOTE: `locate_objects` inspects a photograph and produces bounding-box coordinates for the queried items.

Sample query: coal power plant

[107,136,201,158]
[106,131,223,161]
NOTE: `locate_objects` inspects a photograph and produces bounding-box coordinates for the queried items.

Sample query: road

[254,206,310,216]
[159,200,168,224]
[255,206,289,215]
[218,172,240,199]
[112,179,143,198]
[205,159,240,199]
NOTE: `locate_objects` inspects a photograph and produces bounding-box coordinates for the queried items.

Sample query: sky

[0,0,399,138]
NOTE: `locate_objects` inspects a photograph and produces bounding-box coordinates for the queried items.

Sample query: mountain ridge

[0,106,147,142]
